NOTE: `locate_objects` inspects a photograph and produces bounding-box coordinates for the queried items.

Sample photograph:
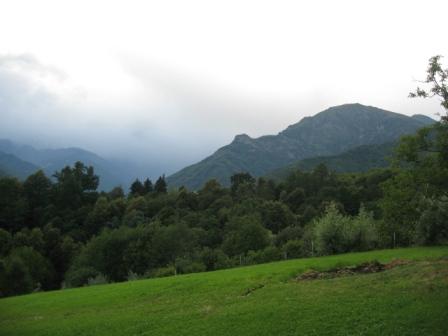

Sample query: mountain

[411,114,437,124]
[0,140,127,190]
[0,151,40,180]
[167,104,435,189]
[266,141,396,180]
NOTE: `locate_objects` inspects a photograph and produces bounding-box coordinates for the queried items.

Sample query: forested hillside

[0,151,39,180]
[266,142,396,180]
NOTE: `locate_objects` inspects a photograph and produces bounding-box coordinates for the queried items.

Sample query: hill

[167,104,434,190]
[0,151,40,180]
[266,141,396,180]
[1,247,447,336]
[0,139,128,191]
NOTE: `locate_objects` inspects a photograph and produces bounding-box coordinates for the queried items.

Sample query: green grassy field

[1,246,448,336]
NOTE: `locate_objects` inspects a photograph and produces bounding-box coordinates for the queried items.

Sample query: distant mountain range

[0,140,136,191]
[0,104,435,191]
[167,104,435,189]
[0,151,40,180]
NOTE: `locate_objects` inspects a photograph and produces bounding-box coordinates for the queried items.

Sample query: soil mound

[297,259,409,281]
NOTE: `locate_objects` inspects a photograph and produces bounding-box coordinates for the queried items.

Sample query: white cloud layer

[0,0,447,176]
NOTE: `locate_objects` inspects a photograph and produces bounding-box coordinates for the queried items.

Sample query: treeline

[0,120,447,297]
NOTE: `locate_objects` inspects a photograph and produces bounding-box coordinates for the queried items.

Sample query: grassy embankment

[1,246,448,336]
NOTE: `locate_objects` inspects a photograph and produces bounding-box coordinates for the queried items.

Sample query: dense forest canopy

[0,56,447,297]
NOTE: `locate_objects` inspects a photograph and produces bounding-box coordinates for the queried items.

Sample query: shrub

[87,274,108,286]
[246,246,282,264]
[175,257,206,274]
[1,256,33,296]
[415,196,448,245]
[345,207,378,251]
[65,266,100,288]
[150,265,176,278]
[313,203,378,256]
[313,203,349,255]
[282,240,304,259]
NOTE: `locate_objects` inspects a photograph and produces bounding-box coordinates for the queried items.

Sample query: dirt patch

[242,284,265,296]
[297,259,410,281]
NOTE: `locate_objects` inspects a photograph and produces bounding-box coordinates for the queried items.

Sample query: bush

[87,273,108,286]
[313,203,379,256]
[1,256,33,296]
[199,248,234,270]
[150,265,176,278]
[415,196,448,245]
[313,203,349,255]
[345,208,378,251]
[175,257,206,274]
[8,247,54,290]
[126,271,143,281]
[65,266,100,288]
[275,226,303,247]
[282,240,305,259]
[245,246,282,265]
[222,215,271,256]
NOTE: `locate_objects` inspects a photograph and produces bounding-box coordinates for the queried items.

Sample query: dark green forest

[0,56,447,297]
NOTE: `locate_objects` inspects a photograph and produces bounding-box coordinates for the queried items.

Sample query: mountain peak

[168,104,431,190]
[233,134,253,144]
[411,114,436,125]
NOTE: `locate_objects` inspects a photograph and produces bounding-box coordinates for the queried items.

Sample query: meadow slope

[1,247,448,336]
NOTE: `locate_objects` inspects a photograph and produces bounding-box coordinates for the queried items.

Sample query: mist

[0,0,447,178]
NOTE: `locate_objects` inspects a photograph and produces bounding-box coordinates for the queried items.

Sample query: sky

[0,0,447,177]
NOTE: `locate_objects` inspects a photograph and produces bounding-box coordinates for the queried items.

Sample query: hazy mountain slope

[167,104,434,189]
[0,151,40,180]
[266,142,396,180]
[0,140,125,190]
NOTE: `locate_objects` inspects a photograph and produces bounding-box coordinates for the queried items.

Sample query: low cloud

[0,53,443,179]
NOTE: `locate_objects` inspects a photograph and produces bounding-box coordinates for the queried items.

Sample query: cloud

[0,52,444,180]
[0,54,67,81]
[118,55,330,140]
[0,54,246,176]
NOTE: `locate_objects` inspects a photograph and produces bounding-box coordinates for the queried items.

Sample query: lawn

[1,246,448,336]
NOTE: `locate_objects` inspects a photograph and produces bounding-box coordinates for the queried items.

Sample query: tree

[130,179,145,196]
[23,170,52,227]
[230,172,255,196]
[409,55,447,121]
[0,177,27,231]
[313,203,348,255]
[282,187,306,212]
[415,196,448,245]
[108,186,125,200]
[400,55,448,194]
[261,201,295,234]
[53,162,99,210]
[154,175,167,194]
[1,256,33,296]
[143,178,153,194]
[380,55,448,247]
[222,215,270,256]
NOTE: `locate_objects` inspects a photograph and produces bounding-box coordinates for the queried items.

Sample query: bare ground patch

[296,259,411,281]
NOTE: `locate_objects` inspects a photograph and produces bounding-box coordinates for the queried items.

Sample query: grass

[1,246,448,336]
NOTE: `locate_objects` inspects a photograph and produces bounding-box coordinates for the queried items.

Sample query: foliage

[409,55,448,119]
[313,203,378,256]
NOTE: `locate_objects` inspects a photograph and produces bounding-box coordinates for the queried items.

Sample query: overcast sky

[0,0,447,176]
